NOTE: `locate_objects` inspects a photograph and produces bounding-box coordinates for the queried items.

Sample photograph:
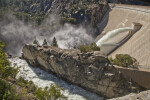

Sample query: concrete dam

[96,4,150,68]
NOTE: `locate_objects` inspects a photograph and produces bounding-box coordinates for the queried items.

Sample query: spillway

[97,4,150,67]
[96,27,133,47]
[96,27,133,54]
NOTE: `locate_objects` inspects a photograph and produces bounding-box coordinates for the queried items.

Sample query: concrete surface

[97,4,150,67]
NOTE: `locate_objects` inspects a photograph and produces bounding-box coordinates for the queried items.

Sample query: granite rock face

[22,44,140,98]
[109,90,150,100]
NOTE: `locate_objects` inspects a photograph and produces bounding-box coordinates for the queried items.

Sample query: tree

[33,38,39,45]
[42,39,47,46]
[51,37,58,47]
[0,41,6,49]
[0,41,18,79]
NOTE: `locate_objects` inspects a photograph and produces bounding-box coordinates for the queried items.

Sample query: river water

[9,57,103,100]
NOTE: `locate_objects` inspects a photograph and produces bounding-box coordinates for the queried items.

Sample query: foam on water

[9,57,103,100]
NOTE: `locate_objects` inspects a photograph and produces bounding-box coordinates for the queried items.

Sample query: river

[9,57,103,100]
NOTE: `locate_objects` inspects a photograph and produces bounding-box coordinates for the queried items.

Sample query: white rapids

[9,57,103,100]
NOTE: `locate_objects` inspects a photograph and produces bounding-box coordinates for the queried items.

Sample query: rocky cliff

[110,90,150,100]
[11,0,109,28]
[22,44,140,98]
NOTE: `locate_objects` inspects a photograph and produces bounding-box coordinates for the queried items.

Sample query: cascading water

[9,57,103,100]
[96,27,133,47]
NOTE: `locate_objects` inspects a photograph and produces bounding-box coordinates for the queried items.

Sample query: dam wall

[96,23,142,55]
[97,4,150,67]
[115,65,150,89]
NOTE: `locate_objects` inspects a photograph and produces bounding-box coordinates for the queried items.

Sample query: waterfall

[96,27,133,47]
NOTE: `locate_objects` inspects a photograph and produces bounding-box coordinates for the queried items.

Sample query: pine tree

[33,38,39,45]
[42,39,47,46]
[51,37,58,47]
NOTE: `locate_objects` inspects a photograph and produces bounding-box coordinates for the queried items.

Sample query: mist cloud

[0,14,94,56]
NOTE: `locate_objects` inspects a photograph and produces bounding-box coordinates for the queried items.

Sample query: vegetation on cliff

[78,43,100,52]
[109,54,138,67]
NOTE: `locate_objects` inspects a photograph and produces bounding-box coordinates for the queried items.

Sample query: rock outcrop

[109,90,150,100]
[22,44,140,98]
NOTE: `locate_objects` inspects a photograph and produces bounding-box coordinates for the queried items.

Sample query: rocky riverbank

[22,44,141,98]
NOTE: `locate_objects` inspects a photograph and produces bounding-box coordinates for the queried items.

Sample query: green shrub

[60,17,77,24]
[0,78,37,100]
[0,40,6,49]
[109,54,138,67]
[79,43,100,53]
[17,77,29,87]
[67,18,77,24]
[0,41,18,79]
[0,49,10,78]
[48,84,66,100]
[0,79,11,100]
[2,67,18,79]
[16,77,67,100]
[34,84,66,100]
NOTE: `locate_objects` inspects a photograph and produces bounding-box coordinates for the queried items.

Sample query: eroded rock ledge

[22,44,140,98]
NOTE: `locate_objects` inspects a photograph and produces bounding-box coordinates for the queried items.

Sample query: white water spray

[96,27,133,47]
[0,15,94,56]
[9,57,103,100]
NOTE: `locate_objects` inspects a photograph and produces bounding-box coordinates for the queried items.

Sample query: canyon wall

[22,44,140,98]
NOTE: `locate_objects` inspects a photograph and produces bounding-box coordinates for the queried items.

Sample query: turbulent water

[0,15,94,56]
[9,57,103,100]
